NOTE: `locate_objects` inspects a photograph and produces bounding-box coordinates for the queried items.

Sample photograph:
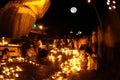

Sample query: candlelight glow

[38,25,43,29]
[0,66,23,79]
[48,48,97,79]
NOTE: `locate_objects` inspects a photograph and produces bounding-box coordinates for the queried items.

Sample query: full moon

[70,7,77,13]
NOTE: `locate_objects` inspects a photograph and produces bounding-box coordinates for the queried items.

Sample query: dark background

[0,0,120,36]
[38,0,108,36]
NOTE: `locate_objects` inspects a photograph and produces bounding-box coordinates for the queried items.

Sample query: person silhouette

[1,48,9,60]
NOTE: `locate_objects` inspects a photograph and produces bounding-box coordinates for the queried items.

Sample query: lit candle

[15,73,19,77]
[0,75,4,79]
[8,58,13,62]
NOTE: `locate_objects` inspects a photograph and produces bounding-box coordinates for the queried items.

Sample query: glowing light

[70,7,77,14]
[70,31,73,34]
[33,23,37,28]
[77,31,82,35]
[0,75,4,79]
[109,6,112,10]
[107,0,116,10]
[112,5,116,9]
[4,41,8,45]
[16,57,25,62]
[106,2,110,5]
[107,0,110,3]
[8,58,13,62]
[113,0,116,4]
[29,61,32,63]
[87,0,91,3]
[48,48,97,79]
[1,65,23,79]
[15,73,19,77]
[38,25,43,29]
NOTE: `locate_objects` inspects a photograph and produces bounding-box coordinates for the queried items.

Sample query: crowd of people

[0,31,98,63]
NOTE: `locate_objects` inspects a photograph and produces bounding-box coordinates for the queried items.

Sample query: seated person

[26,45,37,61]
[1,48,9,60]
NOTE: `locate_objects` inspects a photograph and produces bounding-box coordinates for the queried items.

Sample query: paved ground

[14,61,120,80]
[1,58,120,80]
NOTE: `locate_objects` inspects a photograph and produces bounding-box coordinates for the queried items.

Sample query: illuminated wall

[0,0,50,39]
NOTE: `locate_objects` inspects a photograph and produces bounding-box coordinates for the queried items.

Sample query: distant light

[70,31,73,34]
[106,2,110,5]
[38,25,43,29]
[78,31,82,35]
[107,0,110,3]
[87,0,91,3]
[107,0,116,10]
[4,42,8,45]
[108,6,112,10]
[113,1,116,4]
[33,24,37,28]
[112,5,116,9]
[70,7,77,14]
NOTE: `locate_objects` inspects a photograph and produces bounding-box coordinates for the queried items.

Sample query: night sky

[0,0,120,36]
[38,0,108,36]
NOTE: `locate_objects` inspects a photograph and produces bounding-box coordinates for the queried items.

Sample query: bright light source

[38,25,43,29]
[87,0,91,3]
[107,0,110,3]
[33,24,37,28]
[78,31,82,35]
[113,1,116,4]
[107,0,116,10]
[108,6,112,10]
[106,2,110,5]
[112,5,116,9]
[70,7,77,14]
[70,31,73,34]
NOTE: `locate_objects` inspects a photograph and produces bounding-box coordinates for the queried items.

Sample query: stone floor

[0,57,120,80]
[0,60,118,80]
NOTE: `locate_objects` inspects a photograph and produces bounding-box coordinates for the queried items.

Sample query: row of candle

[8,57,40,67]
[0,66,22,80]
[0,57,40,80]
[47,48,97,80]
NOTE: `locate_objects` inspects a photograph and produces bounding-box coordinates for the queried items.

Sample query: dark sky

[38,0,108,35]
[0,0,120,36]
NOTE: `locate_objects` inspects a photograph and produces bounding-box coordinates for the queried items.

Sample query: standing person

[79,46,88,70]
[91,31,97,53]
[26,45,37,61]
[38,39,43,49]
[73,39,78,49]
[104,25,115,64]
[97,26,103,59]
